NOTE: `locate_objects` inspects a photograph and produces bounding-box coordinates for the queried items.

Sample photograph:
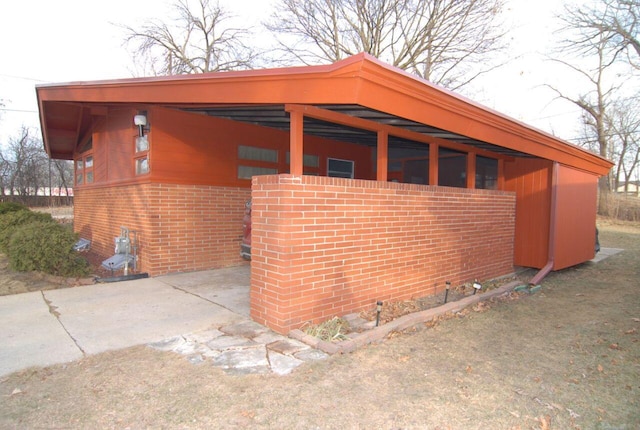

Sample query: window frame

[75,138,94,186]
[327,158,355,179]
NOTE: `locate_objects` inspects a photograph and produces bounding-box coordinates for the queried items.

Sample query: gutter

[530,161,559,286]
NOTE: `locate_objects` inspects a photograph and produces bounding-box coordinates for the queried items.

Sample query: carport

[37,53,612,334]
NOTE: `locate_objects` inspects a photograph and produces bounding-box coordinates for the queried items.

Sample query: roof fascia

[353,58,613,175]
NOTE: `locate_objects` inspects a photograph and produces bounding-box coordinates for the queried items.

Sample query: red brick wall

[250,175,515,334]
[75,183,250,276]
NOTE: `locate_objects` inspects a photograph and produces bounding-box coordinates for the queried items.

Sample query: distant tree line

[0,127,73,206]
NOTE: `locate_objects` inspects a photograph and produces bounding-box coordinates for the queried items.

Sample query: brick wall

[75,183,250,276]
[250,175,515,334]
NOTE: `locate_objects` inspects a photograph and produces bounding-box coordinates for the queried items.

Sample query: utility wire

[0,107,38,113]
[0,73,47,82]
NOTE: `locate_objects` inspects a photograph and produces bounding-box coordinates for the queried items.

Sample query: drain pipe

[529,161,559,286]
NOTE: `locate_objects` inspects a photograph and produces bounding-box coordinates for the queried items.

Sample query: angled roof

[36,53,612,175]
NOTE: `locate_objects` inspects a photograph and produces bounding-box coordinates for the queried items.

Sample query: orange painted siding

[149,106,374,187]
[553,165,598,270]
[504,158,552,269]
[250,175,516,334]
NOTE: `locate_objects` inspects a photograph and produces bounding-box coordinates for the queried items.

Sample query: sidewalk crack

[41,291,86,356]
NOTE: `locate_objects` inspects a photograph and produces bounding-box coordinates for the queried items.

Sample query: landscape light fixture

[472,280,482,295]
[133,113,148,137]
[375,301,383,327]
[444,281,451,304]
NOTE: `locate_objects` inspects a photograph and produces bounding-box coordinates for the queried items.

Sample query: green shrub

[0,202,28,215]
[7,221,89,277]
[0,210,54,252]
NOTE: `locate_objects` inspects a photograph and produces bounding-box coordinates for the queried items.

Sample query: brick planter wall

[75,183,250,276]
[250,175,515,334]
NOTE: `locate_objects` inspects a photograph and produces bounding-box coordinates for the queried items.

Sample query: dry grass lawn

[0,219,638,429]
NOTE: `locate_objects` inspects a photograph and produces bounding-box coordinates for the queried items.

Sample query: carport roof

[36,53,612,175]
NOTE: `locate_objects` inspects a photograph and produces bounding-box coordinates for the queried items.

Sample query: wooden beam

[377,130,388,181]
[289,109,304,175]
[285,104,512,161]
[497,159,505,190]
[429,143,439,185]
[467,152,476,189]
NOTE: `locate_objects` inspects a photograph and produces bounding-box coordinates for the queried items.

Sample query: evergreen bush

[0,210,54,252]
[0,202,28,215]
[7,221,89,277]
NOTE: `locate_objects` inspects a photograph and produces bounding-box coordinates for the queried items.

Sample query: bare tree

[123,0,256,75]
[609,98,640,192]
[550,0,639,211]
[264,0,507,90]
[5,127,49,197]
[563,0,639,69]
[51,159,74,204]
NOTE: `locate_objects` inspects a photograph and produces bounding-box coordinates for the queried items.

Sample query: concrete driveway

[0,266,251,377]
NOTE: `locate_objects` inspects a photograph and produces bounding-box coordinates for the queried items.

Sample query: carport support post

[377,130,388,181]
[467,152,476,189]
[429,143,439,185]
[289,109,304,176]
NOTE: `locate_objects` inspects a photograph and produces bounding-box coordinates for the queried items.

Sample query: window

[136,135,149,152]
[238,145,279,180]
[286,152,320,175]
[438,148,466,188]
[239,145,278,162]
[327,158,354,178]
[136,157,149,175]
[134,135,149,176]
[238,166,278,179]
[476,156,498,190]
[75,141,94,185]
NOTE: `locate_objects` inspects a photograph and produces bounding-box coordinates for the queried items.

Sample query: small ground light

[472,280,482,295]
[444,281,451,304]
[375,301,383,326]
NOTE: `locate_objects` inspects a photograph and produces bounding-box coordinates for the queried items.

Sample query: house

[36,54,612,334]
[616,181,640,196]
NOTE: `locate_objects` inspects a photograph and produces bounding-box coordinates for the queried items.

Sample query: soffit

[182,104,530,157]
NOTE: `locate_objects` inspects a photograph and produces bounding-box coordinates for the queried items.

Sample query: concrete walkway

[0,266,326,378]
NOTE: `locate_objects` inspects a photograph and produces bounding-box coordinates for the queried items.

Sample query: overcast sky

[0,0,583,144]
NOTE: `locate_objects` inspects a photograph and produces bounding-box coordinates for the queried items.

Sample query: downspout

[529,161,559,285]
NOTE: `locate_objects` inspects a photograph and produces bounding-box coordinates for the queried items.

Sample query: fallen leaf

[10,388,22,396]
[398,355,410,363]
[632,318,639,322]
[465,365,473,374]
[625,328,637,335]
[567,408,580,418]
[240,410,255,419]
[597,364,604,372]
[609,343,621,350]
[538,414,551,430]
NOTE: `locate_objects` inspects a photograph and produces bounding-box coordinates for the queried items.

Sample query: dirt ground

[0,219,638,429]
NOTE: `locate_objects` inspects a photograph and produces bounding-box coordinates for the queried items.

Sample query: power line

[0,107,38,114]
[0,73,47,82]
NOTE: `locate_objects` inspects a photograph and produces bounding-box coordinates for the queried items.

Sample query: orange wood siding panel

[553,165,598,270]
[149,106,373,187]
[504,157,552,269]
[105,108,138,182]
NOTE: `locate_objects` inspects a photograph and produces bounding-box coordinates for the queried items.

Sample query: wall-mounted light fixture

[133,113,148,137]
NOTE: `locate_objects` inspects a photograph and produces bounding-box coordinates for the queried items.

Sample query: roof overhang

[36,53,613,175]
